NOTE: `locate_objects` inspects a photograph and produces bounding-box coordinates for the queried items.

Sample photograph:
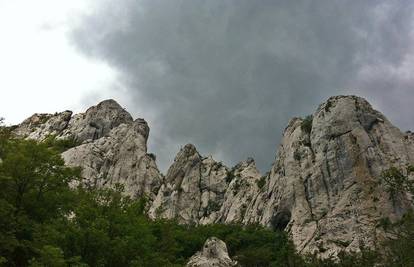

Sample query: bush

[43,135,81,153]
[301,115,313,134]
[256,176,267,190]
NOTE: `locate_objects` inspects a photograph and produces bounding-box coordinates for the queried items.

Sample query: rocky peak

[231,157,259,178]
[148,144,230,224]
[186,237,237,267]
[13,111,73,140]
[215,158,262,224]
[13,99,162,200]
[242,95,414,257]
[61,99,133,142]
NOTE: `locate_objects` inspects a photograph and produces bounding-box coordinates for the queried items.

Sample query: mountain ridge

[10,95,414,258]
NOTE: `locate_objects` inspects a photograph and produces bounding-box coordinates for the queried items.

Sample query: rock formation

[148,144,230,224]
[186,237,237,267]
[11,95,414,257]
[12,99,162,199]
[242,95,414,257]
[214,158,262,224]
[149,95,414,257]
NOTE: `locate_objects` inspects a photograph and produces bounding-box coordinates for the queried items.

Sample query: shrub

[225,170,235,183]
[256,176,267,190]
[43,135,81,153]
[301,115,313,134]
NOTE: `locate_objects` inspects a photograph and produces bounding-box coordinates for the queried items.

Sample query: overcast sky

[1,1,414,172]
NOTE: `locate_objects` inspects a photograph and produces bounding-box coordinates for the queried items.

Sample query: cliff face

[243,95,414,256]
[148,144,231,224]
[12,99,162,199]
[12,95,414,257]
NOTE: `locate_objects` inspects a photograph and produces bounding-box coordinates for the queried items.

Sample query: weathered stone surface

[243,95,414,257]
[13,111,73,140]
[13,99,162,199]
[60,99,133,143]
[186,237,237,267]
[62,119,162,199]
[148,144,230,224]
[12,95,414,257]
[215,158,262,224]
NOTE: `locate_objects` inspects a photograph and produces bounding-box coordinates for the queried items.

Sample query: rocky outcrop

[148,95,414,257]
[186,237,237,267]
[215,158,262,224]
[12,95,414,257]
[60,99,133,143]
[62,119,162,199]
[148,144,230,224]
[242,95,414,257]
[12,100,133,142]
[13,111,73,140]
[13,99,162,199]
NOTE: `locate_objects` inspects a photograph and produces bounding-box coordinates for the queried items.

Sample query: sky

[1,1,414,173]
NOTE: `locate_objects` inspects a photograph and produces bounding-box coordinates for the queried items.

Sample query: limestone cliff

[148,95,414,257]
[12,95,414,257]
[148,144,230,224]
[242,95,414,257]
[12,99,162,199]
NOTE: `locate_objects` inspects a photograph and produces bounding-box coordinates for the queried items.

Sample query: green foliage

[225,170,235,183]
[382,211,414,267]
[256,176,267,190]
[28,245,66,267]
[43,135,82,153]
[378,166,414,267]
[301,115,313,134]
[0,138,81,265]
[381,166,414,202]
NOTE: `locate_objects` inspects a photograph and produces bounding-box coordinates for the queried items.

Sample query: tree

[0,138,80,265]
[379,166,414,266]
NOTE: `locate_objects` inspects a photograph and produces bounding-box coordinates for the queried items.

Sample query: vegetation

[225,170,235,183]
[43,134,82,153]
[1,130,414,266]
[256,176,267,190]
[381,166,414,202]
[301,115,313,134]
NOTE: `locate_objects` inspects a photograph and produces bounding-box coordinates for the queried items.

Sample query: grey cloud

[71,0,414,172]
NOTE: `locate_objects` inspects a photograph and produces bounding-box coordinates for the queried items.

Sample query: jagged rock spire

[148,144,231,224]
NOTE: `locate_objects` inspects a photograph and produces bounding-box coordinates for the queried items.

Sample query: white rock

[148,144,230,224]
[13,99,162,200]
[186,237,237,267]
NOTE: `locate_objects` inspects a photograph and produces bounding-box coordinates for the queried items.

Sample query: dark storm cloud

[71,0,414,172]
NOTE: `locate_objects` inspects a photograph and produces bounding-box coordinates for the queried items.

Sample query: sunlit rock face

[13,99,162,200]
[186,237,237,267]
